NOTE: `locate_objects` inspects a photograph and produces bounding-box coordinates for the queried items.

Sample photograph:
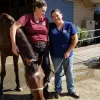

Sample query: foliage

[77,26,89,46]
[77,26,88,40]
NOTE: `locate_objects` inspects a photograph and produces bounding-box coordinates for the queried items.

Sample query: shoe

[69,91,80,99]
[30,93,33,100]
[54,92,60,99]
[45,93,54,99]
[44,90,54,99]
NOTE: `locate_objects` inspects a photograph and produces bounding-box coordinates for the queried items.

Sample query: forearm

[66,34,78,53]
[10,21,22,46]
[10,24,17,46]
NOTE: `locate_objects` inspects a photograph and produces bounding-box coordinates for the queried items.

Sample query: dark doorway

[0,0,33,20]
[94,14,100,43]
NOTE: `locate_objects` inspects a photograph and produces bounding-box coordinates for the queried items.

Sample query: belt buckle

[37,41,45,45]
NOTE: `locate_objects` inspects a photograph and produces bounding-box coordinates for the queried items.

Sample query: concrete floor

[0,44,100,100]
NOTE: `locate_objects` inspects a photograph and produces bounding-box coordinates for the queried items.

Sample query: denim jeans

[51,55,75,94]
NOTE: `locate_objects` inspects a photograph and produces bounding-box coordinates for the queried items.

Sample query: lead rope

[44,59,64,88]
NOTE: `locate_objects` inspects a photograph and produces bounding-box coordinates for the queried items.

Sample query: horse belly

[1,47,13,56]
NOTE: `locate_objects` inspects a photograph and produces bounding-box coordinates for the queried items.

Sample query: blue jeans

[51,55,75,94]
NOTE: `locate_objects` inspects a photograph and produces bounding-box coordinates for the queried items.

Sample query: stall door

[45,0,73,22]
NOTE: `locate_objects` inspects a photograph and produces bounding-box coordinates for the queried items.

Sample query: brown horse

[0,13,22,95]
[0,13,45,100]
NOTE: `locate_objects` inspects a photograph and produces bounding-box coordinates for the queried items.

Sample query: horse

[0,13,45,100]
[0,13,22,95]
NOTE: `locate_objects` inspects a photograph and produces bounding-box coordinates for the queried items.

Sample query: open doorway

[94,7,100,43]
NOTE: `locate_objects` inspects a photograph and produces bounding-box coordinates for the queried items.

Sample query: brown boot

[69,92,80,99]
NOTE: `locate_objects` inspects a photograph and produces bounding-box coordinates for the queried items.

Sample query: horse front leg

[13,55,23,91]
[0,53,6,95]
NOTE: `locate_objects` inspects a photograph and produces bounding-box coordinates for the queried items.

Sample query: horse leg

[0,53,6,95]
[13,55,23,91]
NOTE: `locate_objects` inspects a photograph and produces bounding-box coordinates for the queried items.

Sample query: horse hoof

[15,87,23,92]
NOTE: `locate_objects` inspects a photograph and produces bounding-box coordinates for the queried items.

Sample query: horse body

[0,13,45,100]
[0,13,22,95]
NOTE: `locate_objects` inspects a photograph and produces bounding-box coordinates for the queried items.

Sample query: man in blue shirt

[49,9,80,99]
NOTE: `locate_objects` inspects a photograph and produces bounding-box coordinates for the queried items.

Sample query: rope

[44,59,64,88]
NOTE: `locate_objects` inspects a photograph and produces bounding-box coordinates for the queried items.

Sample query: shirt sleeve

[45,17,49,31]
[17,14,30,26]
[70,22,78,36]
[45,18,49,41]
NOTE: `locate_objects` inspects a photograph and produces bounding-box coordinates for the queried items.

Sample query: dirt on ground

[48,59,100,100]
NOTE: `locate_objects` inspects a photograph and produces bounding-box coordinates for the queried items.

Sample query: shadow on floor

[0,93,32,100]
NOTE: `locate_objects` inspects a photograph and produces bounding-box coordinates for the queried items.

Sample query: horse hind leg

[0,53,6,95]
[13,55,23,91]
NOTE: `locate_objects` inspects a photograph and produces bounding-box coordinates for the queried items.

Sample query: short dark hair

[51,9,62,16]
[33,0,47,11]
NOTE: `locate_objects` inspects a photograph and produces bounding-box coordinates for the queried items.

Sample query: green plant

[77,26,88,40]
[77,26,89,46]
